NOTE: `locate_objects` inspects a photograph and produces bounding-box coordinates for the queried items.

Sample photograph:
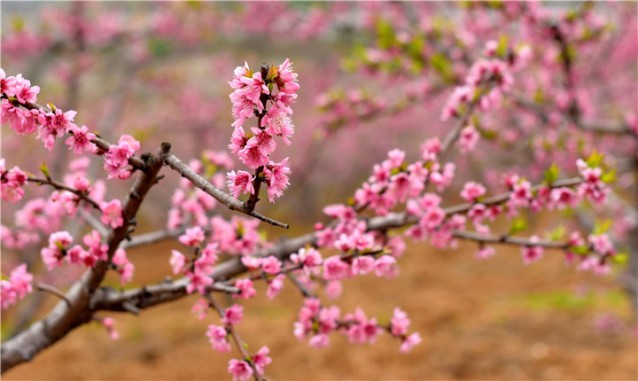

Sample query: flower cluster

[441,43,531,121]
[167,151,233,230]
[40,229,120,272]
[226,59,298,203]
[103,135,141,180]
[293,298,420,353]
[1,69,97,153]
[0,264,33,309]
[1,69,143,183]
[0,158,27,203]
[315,89,387,134]
[171,230,219,294]
[227,347,271,381]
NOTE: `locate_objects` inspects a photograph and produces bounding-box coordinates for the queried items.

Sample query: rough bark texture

[1,143,170,372]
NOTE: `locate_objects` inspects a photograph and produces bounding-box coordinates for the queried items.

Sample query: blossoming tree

[1,2,636,380]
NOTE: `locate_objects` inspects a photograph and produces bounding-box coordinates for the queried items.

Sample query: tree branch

[163,153,289,229]
[87,177,585,316]
[0,143,170,372]
[27,176,101,211]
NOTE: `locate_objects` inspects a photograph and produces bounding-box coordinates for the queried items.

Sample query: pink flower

[476,246,496,259]
[419,206,446,230]
[0,69,15,93]
[352,256,375,275]
[228,127,249,154]
[104,135,140,180]
[113,248,134,284]
[226,170,255,199]
[234,278,256,299]
[261,256,282,274]
[253,346,272,374]
[400,332,422,353]
[237,143,269,168]
[344,308,381,344]
[588,234,614,256]
[65,124,96,154]
[325,280,343,299]
[179,226,205,247]
[267,274,285,299]
[246,127,276,156]
[102,317,120,340]
[186,270,213,295]
[8,264,33,299]
[37,108,77,150]
[460,182,486,202]
[578,256,611,275]
[67,245,90,266]
[1,264,33,309]
[207,324,231,352]
[375,256,398,277]
[1,161,27,203]
[1,100,25,134]
[420,138,441,161]
[309,333,330,348]
[459,125,479,153]
[41,231,73,270]
[222,304,244,325]
[290,247,323,270]
[228,359,253,381]
[391,308,411,336]
[100,199,124,228]
[550,187,579,210]
[277,58,300,94]
[10,74,40,104]
[170,250,185,274]
[441,85,473,121]
[192,298,208,320]
[510,180,532,207]
[522,236,543,264]
[83,230,108,262]
[264,109,294,145]
[263,158,291,202]
[20,108,39,135]
[322,256,350,281]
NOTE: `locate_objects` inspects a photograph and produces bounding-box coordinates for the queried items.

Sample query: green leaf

[148,38,172,58]
[40,163,49,178]
[585,149,604,168]
[497,35,508,58]
[601,169,616,184]
[11,16,25,32]
[533,88,544,104]
[568,245,590,255]
[544,163,560,184]
[612,252,628,265]
[509,217,528,235]
[548,225,566,241]
[376,19,396,50]
[593,219,612,235]
[430,53,452,81]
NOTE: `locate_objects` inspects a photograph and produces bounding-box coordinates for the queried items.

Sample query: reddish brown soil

[3,239,637,380]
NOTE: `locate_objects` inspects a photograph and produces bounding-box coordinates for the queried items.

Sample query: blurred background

[1,1,636,380]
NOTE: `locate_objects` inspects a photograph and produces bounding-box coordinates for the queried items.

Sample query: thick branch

[1,143,170,372]
[89,177,585,314]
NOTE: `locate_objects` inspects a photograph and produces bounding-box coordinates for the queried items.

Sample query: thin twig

[204,294,265,381]
[27,176,101,211]
[164,153,289,229]
[36,283,72,308]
